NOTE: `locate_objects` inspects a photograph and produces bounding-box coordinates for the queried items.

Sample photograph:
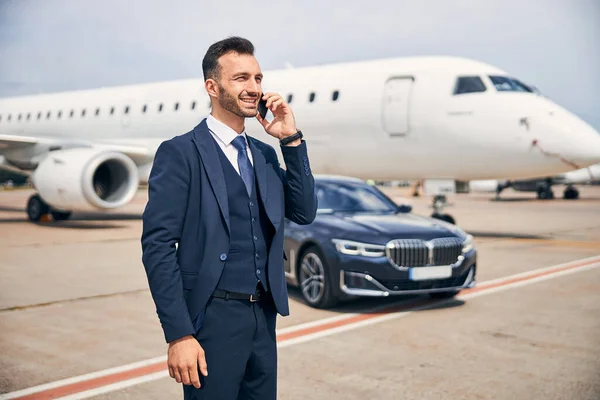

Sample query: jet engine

[31,148,139,212]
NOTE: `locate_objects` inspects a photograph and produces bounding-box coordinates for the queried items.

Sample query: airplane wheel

[537,187,554,200]
[563,187,579,200]
[51,210,72,221]
[27,194,50,222]
[432,213,456,225]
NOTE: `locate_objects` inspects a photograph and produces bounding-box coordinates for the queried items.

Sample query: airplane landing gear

[27,194,50,222]
[563,185,579,200]
[51,210,73,220]
[536,185,554,200]
[26,194,73,222]
[431,195,456,225]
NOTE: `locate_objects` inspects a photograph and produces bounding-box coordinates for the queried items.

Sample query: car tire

[298,245,338,309]
[428,290,460,299]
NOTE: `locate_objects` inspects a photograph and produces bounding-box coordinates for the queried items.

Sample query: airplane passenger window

[95,108,100,116]
[124,106,130,114]
[7,114,11,121]
[37,112,42,120]
[69,110,74,118]
[158,103,163,112]
[57,111,62,119]
[332,90,339,101]
[18,114,22,121]
[81,109,86,117]
[110,107,115,115]
[27,113,31,121]
[142,105,147,113]
[191,101,196,110]
[174,102,179,111]
[453,76,487,95]
[46,111,51,119]
[287,94,293,103]
[489,76,533,92]
[309,92,316,102]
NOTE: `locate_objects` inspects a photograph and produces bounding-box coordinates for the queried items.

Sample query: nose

[246,79,261,95]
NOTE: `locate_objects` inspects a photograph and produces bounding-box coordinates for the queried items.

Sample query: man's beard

[217,83,256,118]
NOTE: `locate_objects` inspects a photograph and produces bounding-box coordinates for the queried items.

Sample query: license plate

[409,266,452,281]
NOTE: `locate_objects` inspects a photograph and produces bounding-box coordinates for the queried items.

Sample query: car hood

[316,212,465,241]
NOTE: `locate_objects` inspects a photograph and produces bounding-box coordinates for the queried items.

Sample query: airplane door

[382,77,413,136]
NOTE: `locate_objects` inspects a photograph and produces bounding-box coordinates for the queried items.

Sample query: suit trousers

[182,291,278,400]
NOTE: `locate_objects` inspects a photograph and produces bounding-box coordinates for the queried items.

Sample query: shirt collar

[207,114,247,147]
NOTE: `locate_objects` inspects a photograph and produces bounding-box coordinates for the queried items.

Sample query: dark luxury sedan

[283,176,477,309]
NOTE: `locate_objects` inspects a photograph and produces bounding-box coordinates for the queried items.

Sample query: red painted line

[276,298,431,342]
[7,257,599,399]
[14,363,167,400]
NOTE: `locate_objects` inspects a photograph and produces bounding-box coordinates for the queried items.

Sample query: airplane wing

[0,133,155,166]
[0,133,47,149]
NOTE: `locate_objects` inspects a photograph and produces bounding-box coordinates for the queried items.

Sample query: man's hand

[256,92,299,143]
[167,335,208,388]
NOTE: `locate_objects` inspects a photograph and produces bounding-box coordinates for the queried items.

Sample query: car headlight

[331,239,386,257]
[462,234,475,253]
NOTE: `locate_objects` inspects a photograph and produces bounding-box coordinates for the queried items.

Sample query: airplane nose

[569,121,600,167]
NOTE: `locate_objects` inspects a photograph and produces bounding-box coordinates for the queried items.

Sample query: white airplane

[469,163,600,200]
[1,56,600,223]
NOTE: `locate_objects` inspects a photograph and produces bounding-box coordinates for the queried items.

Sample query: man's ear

[205,79,219,99]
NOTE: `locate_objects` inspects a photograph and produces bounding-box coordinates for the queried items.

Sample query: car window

[316,182,397,213]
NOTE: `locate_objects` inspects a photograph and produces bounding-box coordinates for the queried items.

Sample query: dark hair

[202,36,255,81]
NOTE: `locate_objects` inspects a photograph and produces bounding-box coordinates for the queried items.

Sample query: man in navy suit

[140,36,317,399]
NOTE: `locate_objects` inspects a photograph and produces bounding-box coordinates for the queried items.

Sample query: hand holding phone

[256,92,298,140]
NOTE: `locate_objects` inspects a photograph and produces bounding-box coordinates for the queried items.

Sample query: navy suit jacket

[141,119,318,343]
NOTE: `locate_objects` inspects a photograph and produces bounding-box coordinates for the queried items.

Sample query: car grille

[385,237,463,268]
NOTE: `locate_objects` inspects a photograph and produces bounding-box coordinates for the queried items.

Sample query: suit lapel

[247,136,279,229]
[191,120,230,235]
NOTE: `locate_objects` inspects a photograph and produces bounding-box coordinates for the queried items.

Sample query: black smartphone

[257,94,268,119]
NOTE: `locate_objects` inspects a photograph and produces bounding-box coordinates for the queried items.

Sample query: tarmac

[0,185,599,400]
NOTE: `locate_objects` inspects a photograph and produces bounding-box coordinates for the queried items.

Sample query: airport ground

[0,185,599,399]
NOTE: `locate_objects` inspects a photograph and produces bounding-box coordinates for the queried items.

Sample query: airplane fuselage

[2,57,599,185]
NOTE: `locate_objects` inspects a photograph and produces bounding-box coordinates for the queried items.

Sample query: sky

[0,0,599,129]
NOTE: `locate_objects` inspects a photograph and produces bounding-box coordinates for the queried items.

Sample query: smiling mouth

[240,98,257,106]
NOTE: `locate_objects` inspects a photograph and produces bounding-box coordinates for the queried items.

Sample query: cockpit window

[489,76,533,92]
[453,76,487,95]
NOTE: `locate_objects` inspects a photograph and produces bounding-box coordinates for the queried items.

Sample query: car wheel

[298,246,338,309]
[428,290,460,299]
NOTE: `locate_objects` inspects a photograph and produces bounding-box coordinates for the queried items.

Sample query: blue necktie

[231,135,254,196]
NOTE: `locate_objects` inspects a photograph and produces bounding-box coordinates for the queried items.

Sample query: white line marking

[56,371,170,400]
[0,357,166,400]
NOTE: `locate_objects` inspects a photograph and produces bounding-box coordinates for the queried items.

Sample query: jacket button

[220,253,227,261]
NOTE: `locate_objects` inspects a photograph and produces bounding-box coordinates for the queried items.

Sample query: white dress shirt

[206,114,254,176]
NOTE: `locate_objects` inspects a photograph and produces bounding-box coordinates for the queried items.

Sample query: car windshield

[489,76,533,92]
[315,181,398,213]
